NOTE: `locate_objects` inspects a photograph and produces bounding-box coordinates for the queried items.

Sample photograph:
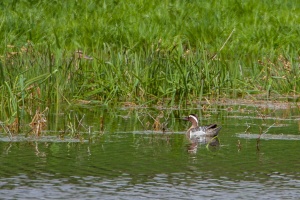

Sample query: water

[0,102,299,199]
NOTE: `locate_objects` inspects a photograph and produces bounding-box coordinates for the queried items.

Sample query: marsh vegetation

[0,0,299,136]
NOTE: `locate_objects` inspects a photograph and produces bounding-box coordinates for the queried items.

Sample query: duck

[183,114,221,141]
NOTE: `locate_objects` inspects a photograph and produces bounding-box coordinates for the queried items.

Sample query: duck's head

[183,114,199,128]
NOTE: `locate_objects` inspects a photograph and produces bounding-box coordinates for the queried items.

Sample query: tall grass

[0,0,299,123]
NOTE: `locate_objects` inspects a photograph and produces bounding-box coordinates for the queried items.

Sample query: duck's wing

[192,124,221,137]
[205,124,222,137]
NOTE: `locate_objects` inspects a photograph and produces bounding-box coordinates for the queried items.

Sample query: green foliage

[0,0,299,121]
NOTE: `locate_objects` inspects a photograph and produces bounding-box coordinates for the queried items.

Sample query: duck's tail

[206,124,222,137]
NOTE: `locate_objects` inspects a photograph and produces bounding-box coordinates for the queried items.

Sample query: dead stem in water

[256,123,276,151]
[152,112,164,131]
[6,117,19,135]
[100,116,104,133]
[29,107,48,136]
[136,109,171,133]
[0,117,19,140]
[150,111,169,132]
[237,140,242,152]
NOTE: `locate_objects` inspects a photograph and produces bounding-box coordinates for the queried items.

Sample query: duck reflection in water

[183,114,221,153]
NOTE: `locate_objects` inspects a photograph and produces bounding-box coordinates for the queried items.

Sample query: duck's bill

[182,117,189,121]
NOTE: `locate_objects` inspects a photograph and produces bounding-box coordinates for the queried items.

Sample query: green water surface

[0,104,299,199]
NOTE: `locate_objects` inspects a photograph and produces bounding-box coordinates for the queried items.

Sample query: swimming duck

[183,114,221,141]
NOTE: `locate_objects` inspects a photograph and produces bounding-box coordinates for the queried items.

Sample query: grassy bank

[0,0,300,124]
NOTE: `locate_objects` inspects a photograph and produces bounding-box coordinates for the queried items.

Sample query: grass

[0,0,300,127]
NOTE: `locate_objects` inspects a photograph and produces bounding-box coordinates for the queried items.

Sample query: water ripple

[0,172,299,199]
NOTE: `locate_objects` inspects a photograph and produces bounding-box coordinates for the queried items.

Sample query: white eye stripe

[189,115,198,124]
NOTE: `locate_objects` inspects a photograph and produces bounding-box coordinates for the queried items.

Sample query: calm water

[0,103,299,199]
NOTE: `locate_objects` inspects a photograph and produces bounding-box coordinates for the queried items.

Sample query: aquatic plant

[0,0,299,130]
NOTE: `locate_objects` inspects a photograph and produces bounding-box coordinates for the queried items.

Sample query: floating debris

[0,135,88,143]
[237,133,300,141]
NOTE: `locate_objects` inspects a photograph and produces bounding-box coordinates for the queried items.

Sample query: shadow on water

[0,101,300,199]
